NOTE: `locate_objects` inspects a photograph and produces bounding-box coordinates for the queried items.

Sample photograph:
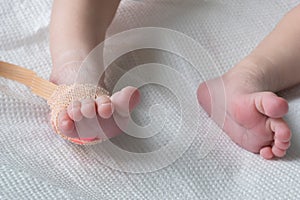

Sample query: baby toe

[58,110,76,137]
[80,98,96,119]
[268,118,291,158]
[275,128,292,143]
[96,96,113,119]
[60,119,74,133]
[269,118,291,142]
[274,140,290,150]
[260,147,274,160]
[67,101,83,121]
[272,146,286,157]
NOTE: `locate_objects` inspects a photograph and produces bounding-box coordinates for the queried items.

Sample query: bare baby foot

[197,64,291,159]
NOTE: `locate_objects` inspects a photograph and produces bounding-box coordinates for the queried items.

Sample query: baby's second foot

[197,65,291,159]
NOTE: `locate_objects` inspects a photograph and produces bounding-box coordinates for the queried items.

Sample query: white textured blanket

[1,0,300,199]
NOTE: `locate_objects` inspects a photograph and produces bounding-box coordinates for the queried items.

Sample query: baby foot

[57,86,140,143]
[50,61,140,143]
[197,71,291,159]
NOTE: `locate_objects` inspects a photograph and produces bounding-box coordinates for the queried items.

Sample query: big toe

[111,86,140,117]
[254,92,288,118]
[197,82,211,114]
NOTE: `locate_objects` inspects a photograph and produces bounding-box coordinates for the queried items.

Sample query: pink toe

[67,101,83,121]
[266,97,288,118]
[272,146,286,157]
[274,140,290,150]
[270,119,291,142]
[60,119,74,132]
[98,103,114,119]
[197,82,211,115]
[80,99,96,119]
[96,96,114,119]
[255,92,288,118]
[127,87,140,112]
[275,129,291,142]
[111,86,140,117]
[260,147,274,160]
[58,111,77,138]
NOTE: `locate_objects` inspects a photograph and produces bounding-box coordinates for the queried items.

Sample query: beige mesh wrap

[47,84,109,145]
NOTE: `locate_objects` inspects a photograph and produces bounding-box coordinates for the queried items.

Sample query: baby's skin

[50,0,140,140]
[50,0,300,159]
[198,61,290,159]
[198,5,300,159]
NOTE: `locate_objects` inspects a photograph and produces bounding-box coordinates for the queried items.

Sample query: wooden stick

[0,61,109,145]
[0,61,57,100]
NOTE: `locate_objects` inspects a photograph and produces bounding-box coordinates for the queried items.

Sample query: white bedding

[1,0,300,199]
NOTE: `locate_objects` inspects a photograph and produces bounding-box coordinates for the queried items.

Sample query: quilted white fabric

[1,0,300,199]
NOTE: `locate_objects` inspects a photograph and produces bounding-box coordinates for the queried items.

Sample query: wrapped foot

[47,83,109,145]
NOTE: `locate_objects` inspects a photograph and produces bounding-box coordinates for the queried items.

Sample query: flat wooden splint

[0,61,109,145]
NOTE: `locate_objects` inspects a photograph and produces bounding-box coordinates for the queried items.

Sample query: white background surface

[1,0,300,199]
